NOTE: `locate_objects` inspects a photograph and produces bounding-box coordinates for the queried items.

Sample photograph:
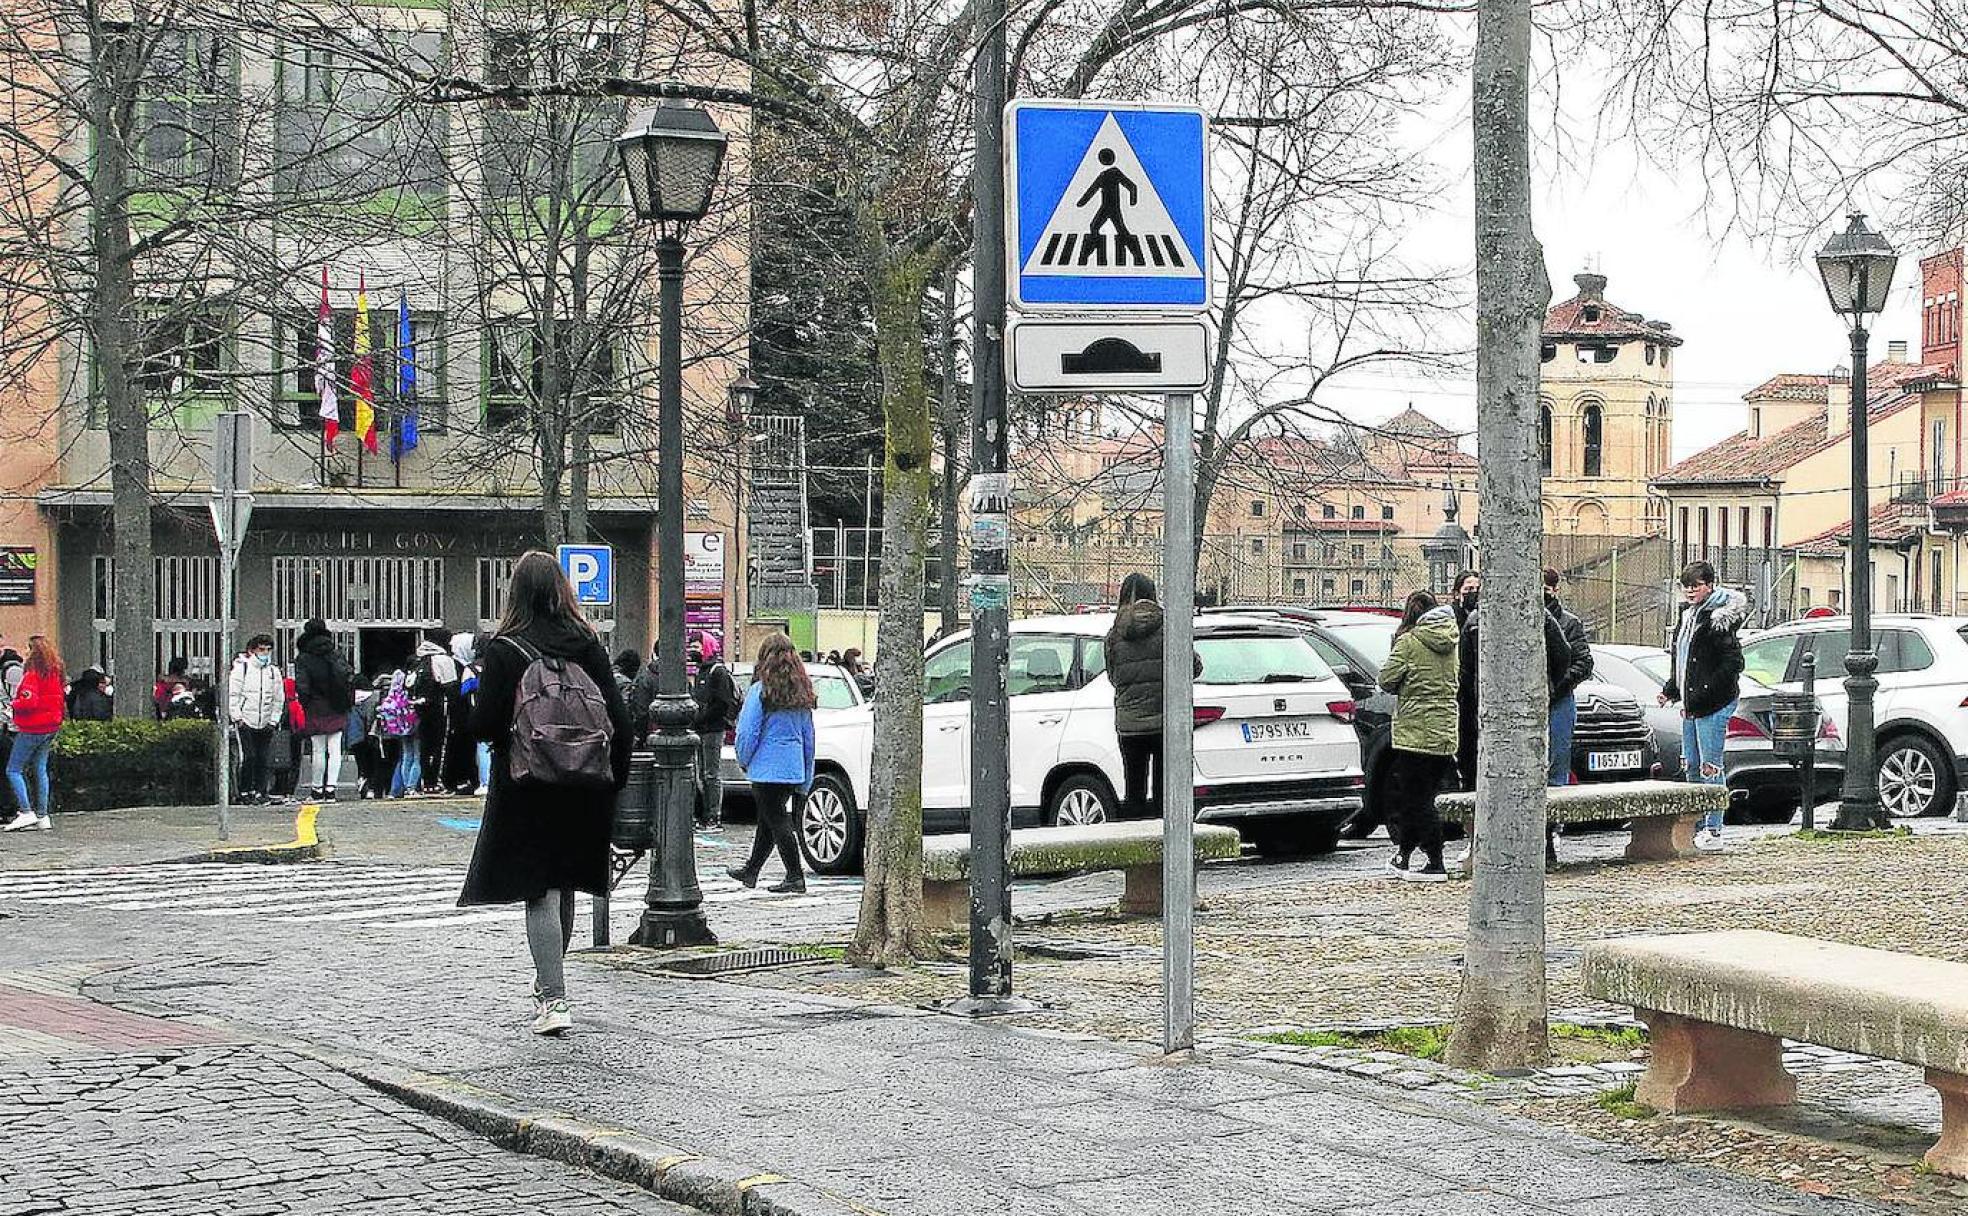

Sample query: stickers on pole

[1007,101,1210,313]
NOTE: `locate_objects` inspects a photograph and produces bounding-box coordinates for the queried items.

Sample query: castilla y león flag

[315,267,340,446]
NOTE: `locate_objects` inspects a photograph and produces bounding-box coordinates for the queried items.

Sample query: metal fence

[1542,535,1804,648]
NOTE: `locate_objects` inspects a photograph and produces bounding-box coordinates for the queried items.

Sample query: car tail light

[1820,717,1840,741]
[1326,699,1356,724]
[1193,706,1226,727]
[1725,715,1767,740]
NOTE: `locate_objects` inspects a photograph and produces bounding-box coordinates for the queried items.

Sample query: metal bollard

[597,751,658,946]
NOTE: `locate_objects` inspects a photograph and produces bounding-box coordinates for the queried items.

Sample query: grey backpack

[503,637,615,789]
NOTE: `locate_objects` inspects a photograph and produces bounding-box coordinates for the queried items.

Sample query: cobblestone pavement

[0,971,699,1215]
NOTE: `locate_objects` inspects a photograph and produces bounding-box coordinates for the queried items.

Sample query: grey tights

[524,889,577,1001]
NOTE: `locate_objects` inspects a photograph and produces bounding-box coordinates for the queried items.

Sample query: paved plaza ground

[0,798,1954,1213]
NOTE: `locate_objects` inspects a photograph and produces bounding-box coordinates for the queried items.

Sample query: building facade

[1539,271,1680,537]
[0,6,751,680]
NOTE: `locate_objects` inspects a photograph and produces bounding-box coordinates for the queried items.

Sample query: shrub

[49,719,216,812]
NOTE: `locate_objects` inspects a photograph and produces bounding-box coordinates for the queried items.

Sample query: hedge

[48,719,217,812]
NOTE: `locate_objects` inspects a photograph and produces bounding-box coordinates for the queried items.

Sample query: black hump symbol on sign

[1035,147,1187,271]
[1061,337,1162,376]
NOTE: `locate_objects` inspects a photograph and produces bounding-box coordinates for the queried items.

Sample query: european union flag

[393,289,420,461]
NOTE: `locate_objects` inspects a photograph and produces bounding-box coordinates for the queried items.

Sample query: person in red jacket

[5,635,64,831]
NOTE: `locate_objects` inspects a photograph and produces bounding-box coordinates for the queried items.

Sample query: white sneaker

[3,814,47,832]
[1694,828,1725,853]
[531,998,573,1036]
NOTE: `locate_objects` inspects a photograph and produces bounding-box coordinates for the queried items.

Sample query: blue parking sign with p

[557,544,612,606]
[1007,100,1210,312]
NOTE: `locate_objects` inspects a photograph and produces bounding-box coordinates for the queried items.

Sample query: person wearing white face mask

[228,633,285,805]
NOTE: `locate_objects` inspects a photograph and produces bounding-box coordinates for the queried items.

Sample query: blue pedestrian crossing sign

[1007,100,1210,313]
[557,543,613,606]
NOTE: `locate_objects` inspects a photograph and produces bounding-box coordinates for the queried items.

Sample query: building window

[1828,587,1842,611]
[1322,504,1336,520]
[484,322,622,435]
[135,30,237,188]
[1293,504,1306,520]
[1250,500,1265,518]
[1679,506,1690,563]
[1539,406,1553,474]
[1719,507,1731,552]
[136,304,228,400]
[1291,542,1307,561]
[1380,579,1394,603]
[1250,538,1264,555]
[1381,545,1394,560]
[1645,344,1656,365]
[1321,576,1335,598]
[1540,343,1556,363]
[1762,506,1774,549]
[1581,404,1604,477]
[1349,578,1364,597]
[1740,506,1751,550]
[1292,577,1307,597]
[1699,507,1710,554]
[1660,346,1669,369]
[280,310,444,434]
[1350,544,1365,561]
[1380,505,1394,520]
[1350,505,1365,520]
[1582,305,1600,324]
[1322,543,1337,562]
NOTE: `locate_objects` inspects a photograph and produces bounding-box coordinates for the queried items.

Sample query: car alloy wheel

[1054,785,1108,827]
[1877,741,1940,818]
[801,783,851,866]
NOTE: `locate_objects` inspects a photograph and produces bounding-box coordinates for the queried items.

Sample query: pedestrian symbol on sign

[1021,114,1201,280]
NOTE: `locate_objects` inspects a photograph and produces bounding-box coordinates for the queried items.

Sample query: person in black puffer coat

[1104,573,1200,819]
[292,618,355,800]
[688,632,739,829]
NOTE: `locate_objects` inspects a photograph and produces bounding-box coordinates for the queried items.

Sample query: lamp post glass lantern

[616,103,727,947]
[1815,212,1899,832]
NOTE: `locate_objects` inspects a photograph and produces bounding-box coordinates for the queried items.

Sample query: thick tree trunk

[937,267,961,635]
[1446,0,1554,1072]
[91,29,152,716]
[849,254,937,967]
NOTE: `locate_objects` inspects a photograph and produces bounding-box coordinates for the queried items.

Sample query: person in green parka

[1378,589,1460,882]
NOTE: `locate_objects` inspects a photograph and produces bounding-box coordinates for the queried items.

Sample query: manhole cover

[649,947,828,977]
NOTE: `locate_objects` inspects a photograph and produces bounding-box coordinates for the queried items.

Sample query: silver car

[1591,643,1845,824]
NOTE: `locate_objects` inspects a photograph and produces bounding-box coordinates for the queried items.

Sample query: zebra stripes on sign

[0,862,861,932]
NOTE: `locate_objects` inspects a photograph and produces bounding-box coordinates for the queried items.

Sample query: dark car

[1591,643,1845,824]
[1226,607,1659,837]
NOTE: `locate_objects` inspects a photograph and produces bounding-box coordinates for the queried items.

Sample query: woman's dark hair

[166,655,189,676]
[614,649,642,678]
[1395,590,1438,637]
[25,635,62,682]
[1451,570,1480,596]
[1118,572,1158,607]
[495,550,592,639]
[754,634,817,711]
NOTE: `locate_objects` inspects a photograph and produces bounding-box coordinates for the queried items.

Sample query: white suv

[1737,614,1968,818]
[792,613,1366,874]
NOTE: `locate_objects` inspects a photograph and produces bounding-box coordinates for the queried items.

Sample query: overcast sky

[1314,86,1929,465]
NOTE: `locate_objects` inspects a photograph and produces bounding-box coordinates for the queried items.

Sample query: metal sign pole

[216,542,234,839]
[1161,392,1197,1054]
[210,412,252,840]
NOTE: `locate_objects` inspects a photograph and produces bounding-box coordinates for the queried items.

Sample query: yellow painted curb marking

[735,1174,787,1193]
[653,1154,701,1175]
[208,802,320,856]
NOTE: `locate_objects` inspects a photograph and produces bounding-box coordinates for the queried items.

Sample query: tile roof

[1655,362,1943,487]
[1794,499,1930,555]
[1543,272,1683,347]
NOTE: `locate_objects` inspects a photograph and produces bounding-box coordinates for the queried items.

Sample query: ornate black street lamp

[616,103,728,946]
[1815,212,1899,832]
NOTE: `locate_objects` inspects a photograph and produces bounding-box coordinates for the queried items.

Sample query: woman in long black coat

[459,551,630,1037]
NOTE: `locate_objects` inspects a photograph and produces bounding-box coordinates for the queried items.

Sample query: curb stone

[170,804,324,865]
[307,1047,880,1216]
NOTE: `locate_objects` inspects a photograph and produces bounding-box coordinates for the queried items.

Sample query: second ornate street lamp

[1815,212,1900,832]
[616,102,728,947]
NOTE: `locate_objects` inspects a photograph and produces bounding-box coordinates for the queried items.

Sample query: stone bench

[919,821,1243,931]
[1437,779,1728,868]
[1583,929,1968,1178]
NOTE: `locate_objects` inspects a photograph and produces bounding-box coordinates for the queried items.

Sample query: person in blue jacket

[728,633,817,894]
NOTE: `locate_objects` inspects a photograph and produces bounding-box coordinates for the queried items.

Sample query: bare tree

[1445,0,1553,1072]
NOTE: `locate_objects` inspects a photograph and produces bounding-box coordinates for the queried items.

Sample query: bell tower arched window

[1582,403,1604,477]
[1539,405,1553,474]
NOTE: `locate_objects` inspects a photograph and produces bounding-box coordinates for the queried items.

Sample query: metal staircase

[748,415,819,615]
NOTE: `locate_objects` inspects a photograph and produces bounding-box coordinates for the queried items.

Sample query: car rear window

[1320,619,1396,672]
[1194,634,1333,686]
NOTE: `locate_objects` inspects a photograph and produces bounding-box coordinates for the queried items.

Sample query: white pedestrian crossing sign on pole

[1007,100,1209,312]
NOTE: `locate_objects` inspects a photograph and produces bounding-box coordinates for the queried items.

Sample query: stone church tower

[1539,271,1680,536]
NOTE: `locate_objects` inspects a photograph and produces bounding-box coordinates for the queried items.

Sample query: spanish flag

[351,275,377,454]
